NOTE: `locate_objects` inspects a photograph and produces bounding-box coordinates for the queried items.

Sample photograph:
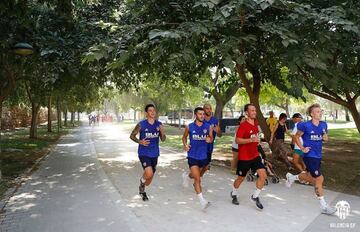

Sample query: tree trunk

[345,108,350,122]
[348,101,360,133]
[30,102,40,139]
[0,100,2,153]
[214,98,225,120]
[133,109,136,122]
[71,111,75,126]
[47,96,52,132]
[236,64,271,141]
[64,108,68,127]
[77,111,80,122]
[57,98,62,133]
[178,110,181,129]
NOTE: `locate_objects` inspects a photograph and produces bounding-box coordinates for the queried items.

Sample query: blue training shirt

[297,120,327,159]
[138,119,162,158]
[188,122,211,160]
[205,116,219,154]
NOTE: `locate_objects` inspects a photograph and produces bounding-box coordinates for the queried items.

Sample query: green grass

[0,121,80,199]
[1,122,80,150]
[327,128,360,141]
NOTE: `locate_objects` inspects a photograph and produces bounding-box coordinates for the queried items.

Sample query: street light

[13,42,34,56]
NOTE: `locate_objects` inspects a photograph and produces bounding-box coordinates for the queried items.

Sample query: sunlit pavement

[0,123,359,232]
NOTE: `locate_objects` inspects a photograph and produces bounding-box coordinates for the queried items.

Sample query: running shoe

[321,206,337,215]
[251,195,264,210]
[285,172,295,188]
[140,192,149,201]
[230,191,239,205]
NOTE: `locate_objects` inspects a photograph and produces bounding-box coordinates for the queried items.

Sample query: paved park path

[0,123,359,232]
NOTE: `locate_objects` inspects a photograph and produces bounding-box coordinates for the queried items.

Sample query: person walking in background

[266,111,277,133]
[291,113,306,172]
[269,113,293,169]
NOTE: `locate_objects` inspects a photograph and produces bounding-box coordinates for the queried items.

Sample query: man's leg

[231,150,238,173]
[190,166,202,194]
[143,166,154,186]
[200,152,212,177]
[250,164,266,210]
[231,160,249,205]
[293,154,305,172]
[191,165,210,209]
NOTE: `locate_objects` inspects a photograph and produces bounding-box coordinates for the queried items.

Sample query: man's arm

[215,122,222,137]
[130,123,141,143]
[294,130,310,153]
[159,124,166,142]
[182,126,190,151]
[206,126,214,143]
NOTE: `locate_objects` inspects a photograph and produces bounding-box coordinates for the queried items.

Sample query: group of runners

[129,102,336,215]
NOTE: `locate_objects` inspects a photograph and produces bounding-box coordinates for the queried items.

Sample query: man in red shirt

[230,103,267,210]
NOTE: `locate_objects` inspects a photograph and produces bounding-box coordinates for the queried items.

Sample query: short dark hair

[244,103,255,112]
[194,107,204,114]
[238,115,245,121]
[145,104,155,112]
[279,113,287,120]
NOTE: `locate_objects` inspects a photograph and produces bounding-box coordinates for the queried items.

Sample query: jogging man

[230,103,267,210]
[201,103,222,177]
[130,104,166,201]
[182,107,213,210]
[286,104,336,215]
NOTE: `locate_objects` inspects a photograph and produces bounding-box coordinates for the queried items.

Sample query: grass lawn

[327,128,360,141]
[0,122,80,199]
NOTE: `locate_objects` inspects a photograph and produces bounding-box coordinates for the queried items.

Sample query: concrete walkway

[0,123,359,232]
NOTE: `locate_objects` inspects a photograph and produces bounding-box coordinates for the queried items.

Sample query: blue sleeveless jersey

[187,122,210,160]
[205,116,219,154]
[138,119,162,158]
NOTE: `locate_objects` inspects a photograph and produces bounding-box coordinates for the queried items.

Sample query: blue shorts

[188,157,208,168]
[139,156,158,173]
[303,157,322,178]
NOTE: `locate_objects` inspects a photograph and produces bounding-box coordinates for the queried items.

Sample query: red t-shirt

[236,120,259,161]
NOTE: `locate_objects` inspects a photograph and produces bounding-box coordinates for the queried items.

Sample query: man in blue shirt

[200,103,222,177]
[182,107,213,210]
[286,104,336,215]
[130,104,166,201]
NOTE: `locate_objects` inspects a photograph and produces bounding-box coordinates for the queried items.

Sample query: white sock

[253,188,262,198]
[140,177,146,184]
[197,193,206,203]
[318,196,327,209]
[232,186,239,196]
[294,175,299,181]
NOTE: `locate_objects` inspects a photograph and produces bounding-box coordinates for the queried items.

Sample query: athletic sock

[253,188,262,198]
[294,175,299,181]
[232,186,239,196]
[318,196,327,209]
[197,193,206,203]
[140,177,146,184]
